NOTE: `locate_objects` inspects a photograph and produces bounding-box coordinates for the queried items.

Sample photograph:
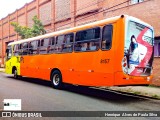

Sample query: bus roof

[8,15,153,46]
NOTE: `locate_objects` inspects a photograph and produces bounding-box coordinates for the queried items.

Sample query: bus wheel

[13,69,18,79]
[51,70,63,89]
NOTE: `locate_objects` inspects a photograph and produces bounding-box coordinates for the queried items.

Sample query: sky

[0,0,33,19]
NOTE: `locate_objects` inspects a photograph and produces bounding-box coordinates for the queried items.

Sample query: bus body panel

[114,72,151,86]
[20,49,115,86]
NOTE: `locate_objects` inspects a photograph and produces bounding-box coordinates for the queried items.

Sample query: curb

[106,86,160,100]
[91,86,160,100]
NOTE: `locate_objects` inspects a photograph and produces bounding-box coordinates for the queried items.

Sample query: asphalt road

[0,72,160,120]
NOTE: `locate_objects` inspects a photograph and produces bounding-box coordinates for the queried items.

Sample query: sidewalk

[0,67,160,99]
[107,86,160,99]
[0,68,5,72]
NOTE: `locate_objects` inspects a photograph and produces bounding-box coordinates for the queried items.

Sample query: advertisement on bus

[122,21,154,76]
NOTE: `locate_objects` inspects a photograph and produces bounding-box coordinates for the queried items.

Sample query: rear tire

[13,69,18,79]
[51,70,63,89]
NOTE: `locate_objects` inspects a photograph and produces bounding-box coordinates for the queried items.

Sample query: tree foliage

[11,16,46,39]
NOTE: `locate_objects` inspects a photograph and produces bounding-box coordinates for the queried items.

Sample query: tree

[31,16,46,37]
[11,16,46,39]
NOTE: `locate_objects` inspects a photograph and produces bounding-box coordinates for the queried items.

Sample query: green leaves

[11,16,46,39]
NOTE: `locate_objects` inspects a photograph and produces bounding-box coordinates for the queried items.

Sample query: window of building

[130,0,144,4]
[154,39,160,57]
[75,27,100,51]
[101,25,113,50]
[158,41,160,56]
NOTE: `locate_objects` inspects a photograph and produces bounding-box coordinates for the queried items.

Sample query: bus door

[5,46,12,74]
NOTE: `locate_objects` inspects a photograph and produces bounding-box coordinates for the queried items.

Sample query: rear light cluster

[123,63,127,67]
[122,56,128,74]
[123,57,127,67]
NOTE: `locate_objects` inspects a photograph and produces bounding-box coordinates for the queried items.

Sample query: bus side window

[13,44,19,56]
[28,42,32,54]
[50,37,55,46]
[22,42,29,55]
[41,39,44,46]
[18,44,23,55]
[55,35,65,53]
[44,38,50,53]
[89,41,99,51]
[81,43,88,51]
[75,27,100,51]
[37,40,40,54]
[39,38,50,54]
[48,37,55,53]
[101,25,113,50]
[29,40,39,55]
[39,39,45,54]
[89,27,100,51]
[62,33,73,53]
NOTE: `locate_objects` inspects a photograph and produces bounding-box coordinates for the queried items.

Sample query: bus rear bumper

[114,72,152,86]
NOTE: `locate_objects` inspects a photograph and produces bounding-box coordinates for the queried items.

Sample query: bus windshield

[6,46,12,60]
[123,21,154,76]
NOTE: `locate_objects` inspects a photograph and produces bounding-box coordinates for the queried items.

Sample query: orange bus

[5,15,154,89]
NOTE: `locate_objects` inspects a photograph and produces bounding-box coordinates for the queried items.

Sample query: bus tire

[51,70,63,89]
[13,68,18,79]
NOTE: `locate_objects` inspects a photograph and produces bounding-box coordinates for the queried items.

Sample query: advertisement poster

[122,21,153,76]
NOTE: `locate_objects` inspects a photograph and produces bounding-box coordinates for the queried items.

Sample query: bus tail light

[123,63,127,67]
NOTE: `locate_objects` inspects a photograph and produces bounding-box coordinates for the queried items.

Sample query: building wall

[55,0,70,21]
[0,0,160,66]
[39,2,52,25]
[103,0,160,37]
[76,0,99,15]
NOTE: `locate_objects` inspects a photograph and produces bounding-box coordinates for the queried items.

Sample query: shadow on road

[8,76,52,87]
[64,84,146,103]
[7,76,147,103]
